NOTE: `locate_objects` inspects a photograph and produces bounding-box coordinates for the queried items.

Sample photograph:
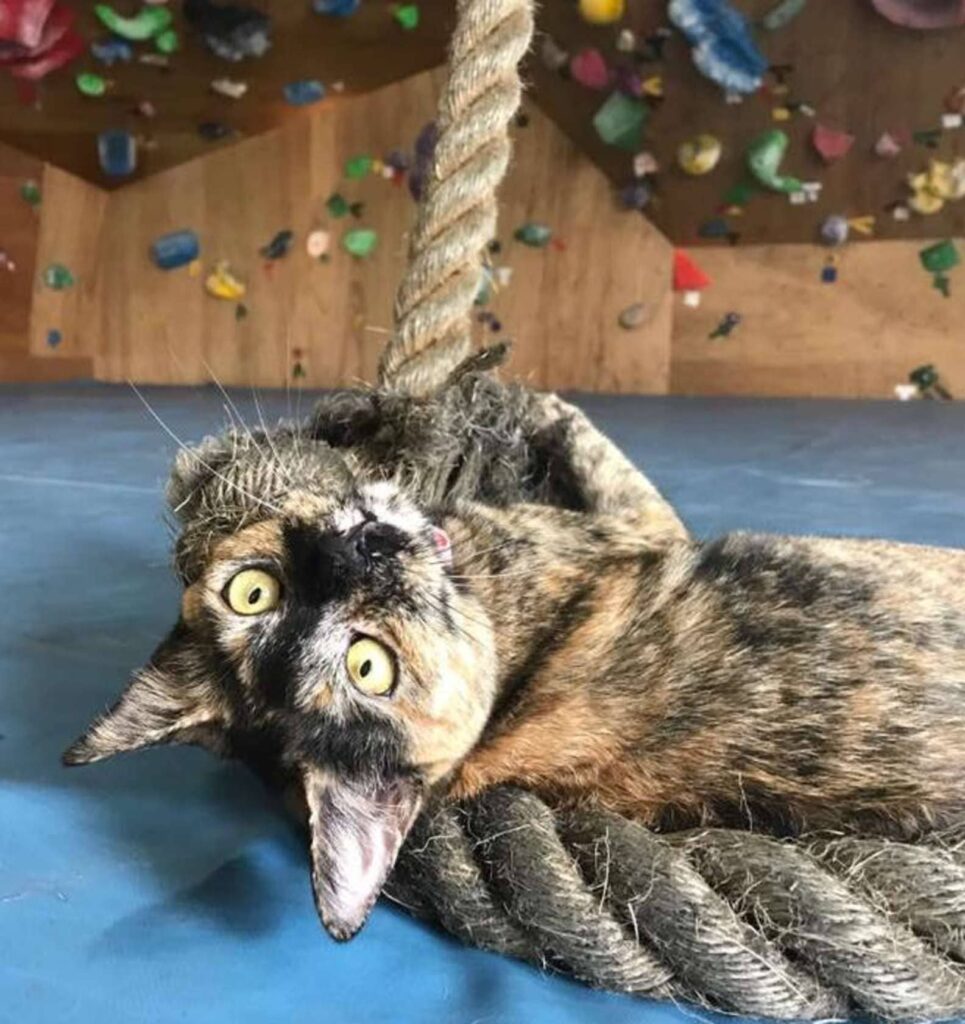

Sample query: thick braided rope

[378,0,533,396]
[391,788,965,1021]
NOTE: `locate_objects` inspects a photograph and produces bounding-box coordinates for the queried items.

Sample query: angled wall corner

[25,68,673,393]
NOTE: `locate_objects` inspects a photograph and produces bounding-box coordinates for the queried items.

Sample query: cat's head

[64,429,498,940]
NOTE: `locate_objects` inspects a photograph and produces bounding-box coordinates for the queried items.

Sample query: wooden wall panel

[670,240,965,398]
[28,165,106,367]
[0,142,41,355]
[91,70,673,392]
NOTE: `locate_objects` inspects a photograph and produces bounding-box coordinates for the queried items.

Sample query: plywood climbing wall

[31,69,672,392]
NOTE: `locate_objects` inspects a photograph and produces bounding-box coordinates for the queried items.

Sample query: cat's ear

[62,623,228,766]
[303,765,424,941]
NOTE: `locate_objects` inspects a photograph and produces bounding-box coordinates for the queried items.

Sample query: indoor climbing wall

[24,71,673,392]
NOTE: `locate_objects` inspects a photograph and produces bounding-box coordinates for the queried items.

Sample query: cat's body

[64,378,965,939]
[442,502,965,838]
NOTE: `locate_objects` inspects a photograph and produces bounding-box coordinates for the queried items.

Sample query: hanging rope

[374,0,965,1018]
[378,0,533,396]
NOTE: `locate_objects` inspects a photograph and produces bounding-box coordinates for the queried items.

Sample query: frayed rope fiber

[372,0,965,1018]
[388,789,965,1021]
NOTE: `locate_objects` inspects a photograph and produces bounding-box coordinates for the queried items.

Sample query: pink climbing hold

[870,0,965,28]
[570,47,610,91]
[811,123,855,164]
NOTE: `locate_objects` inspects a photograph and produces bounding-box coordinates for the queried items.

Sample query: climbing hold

[93,4,172,41]
[874,131,902,157]
[668,0,767,95]
[593,92,648,150]
[260,229,294,261]
[709,311,741,338]
[46,329,62,348]
[184,0,272,60]
[617,302,647,329]
[819,215,849,246]
[76,72,108,97]
[632,151,659,177]
[619,181,651,210]
[677,133,721,175]
[945,83,965,115]
[342,228,379,258]
[345,154,373,179]
[0,249,14,272]
[154,28,178,53]
[393,4,419,29]
[134,99,156,118]
[284,79,325,105]
[846,215,875,236]
[579,0,625,24]
[43,263,75,290]
[198,121,234,140]
[673,250,711,306]
[539,35,569,72]
[326,193,351,218]
[570,48,610,90]
[894,383,918,401]
[811,123,855,163]
[211,77,247,98]
[513,222,553,247]
[870,0,965,29]
[306,230,331,259]
[919,239,960,274]
[820,257,838,284]
[761,0,806,30]
[91,37,133,65]
[205,261,246,300]
[746,130,802,193]
[97,129,137,177]
[151,229,200,269]
[312,0,360,13]
[20,180,41,207]
[615,28,637,52]
[909,363,952,399]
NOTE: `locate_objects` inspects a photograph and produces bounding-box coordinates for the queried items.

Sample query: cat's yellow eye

[225,569,281,616]
[346,638,396,696]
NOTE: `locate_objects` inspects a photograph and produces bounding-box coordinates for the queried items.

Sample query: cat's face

[64,481,498,939]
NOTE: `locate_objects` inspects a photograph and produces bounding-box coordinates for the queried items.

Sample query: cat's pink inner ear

[431,527,452,564]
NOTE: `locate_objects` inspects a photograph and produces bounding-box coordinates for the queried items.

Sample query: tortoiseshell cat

[65,383,965,941]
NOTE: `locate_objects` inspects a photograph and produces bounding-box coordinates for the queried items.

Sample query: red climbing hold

[673,250,711,292]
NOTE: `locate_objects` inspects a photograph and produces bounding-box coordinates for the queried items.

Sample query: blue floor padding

[2,383,963,1024]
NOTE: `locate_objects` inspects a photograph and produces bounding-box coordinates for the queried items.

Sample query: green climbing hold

[919,239,960,274]
[155,29,180,54]
[43,263,75,290]
[394,3,420,29]
[345,155,373,179]
[723,181,759,207]
[327,193,351,217]
[592,93,649,151]
[746,130,803,194]
[76,72,108,98]
[514,222,553,247]
[93,4,173,41]
[20,180,41,207]
[342,228,379,258]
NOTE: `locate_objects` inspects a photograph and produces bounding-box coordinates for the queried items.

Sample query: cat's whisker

[128,382,285,516]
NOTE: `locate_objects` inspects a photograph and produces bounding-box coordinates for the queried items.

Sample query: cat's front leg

[527,393,688,540]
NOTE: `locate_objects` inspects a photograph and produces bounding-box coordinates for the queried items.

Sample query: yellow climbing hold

[578,0,625,24]
[205,261,246,300]
[677,134,722,176]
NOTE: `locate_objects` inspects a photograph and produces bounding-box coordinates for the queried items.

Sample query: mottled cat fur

[64,375,965,940]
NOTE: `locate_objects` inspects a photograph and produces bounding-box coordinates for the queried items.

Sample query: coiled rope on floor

[375,0,965,1017]
[389,789,965,1020]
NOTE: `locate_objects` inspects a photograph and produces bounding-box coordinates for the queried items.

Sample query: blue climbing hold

[312,0,360,14]
[151,230,201,270]
[667,0,767,95]
[91,36,133,65]
[97,130,137,177]
[283,79,326,106]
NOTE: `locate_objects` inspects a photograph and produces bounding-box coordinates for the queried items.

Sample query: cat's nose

[348,519,407,562]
